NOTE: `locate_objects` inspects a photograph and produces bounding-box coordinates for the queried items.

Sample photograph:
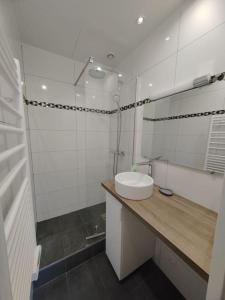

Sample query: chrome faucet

[132,156,162,177]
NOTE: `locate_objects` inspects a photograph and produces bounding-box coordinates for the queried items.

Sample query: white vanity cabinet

[105,192,156,280]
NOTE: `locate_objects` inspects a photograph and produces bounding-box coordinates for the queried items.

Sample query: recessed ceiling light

[137,16,144,25]
[41,84,47,90]
[96,66,102,71]
[148,83,153,87]
[21,81,24,86]
[165,36,171,41]
[76,93,80,97]
[92,95,96,99]
[85,81,89,84]
[118,73,123,78]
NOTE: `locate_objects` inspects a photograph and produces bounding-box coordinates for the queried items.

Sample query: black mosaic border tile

[143,109,225,122]
[24,96,152,115]
[24,96,225,122]
[24,98,113,115]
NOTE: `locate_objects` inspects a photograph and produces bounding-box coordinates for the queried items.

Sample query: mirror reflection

[141,81,225,174]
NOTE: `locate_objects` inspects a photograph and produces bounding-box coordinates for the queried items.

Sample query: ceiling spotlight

[148,83,153,87]
[118,73,123,78]
[165,36,171,41]
[41,84,47,90]
[85,81,89,84]
[21,81,24,86]
[96,66,102,71]
[76,93,80,97]
[92,95,96,99]
[137,16,144,25]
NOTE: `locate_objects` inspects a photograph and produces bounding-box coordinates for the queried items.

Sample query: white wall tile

[86,131,109,150]
[86,148,108,168]
[176,23,225,86]
[29,130,76,152]
[120,9,180,76]
[177,85,225,114]
[36,187,86,220]
[86,183,105,207]
[86,166,107,185]
[22,44,75,83]
[34,170,78,195]
[179,0,225,49]
[175,134,208,154]
[25,75,76,105]
[32,151,78,174]
[36,195,50,221]
[153,160,223,211]
[28,106,75,130]
[77,130,86,150]
[86,113,110,132]
[28,106,76,130]
[140,55,177,100]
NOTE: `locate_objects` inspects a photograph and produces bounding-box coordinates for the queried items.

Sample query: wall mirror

[141,81,225,174]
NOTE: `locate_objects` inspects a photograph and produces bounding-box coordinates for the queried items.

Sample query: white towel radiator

[204,115,225,174]
[0,28,40,300]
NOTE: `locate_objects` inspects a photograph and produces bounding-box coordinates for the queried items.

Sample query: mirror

[141,81,225,174]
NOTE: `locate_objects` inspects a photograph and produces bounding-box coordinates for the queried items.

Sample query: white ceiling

[13,0,184,66]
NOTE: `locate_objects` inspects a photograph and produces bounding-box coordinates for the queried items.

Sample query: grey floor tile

[34,253,184,300]
[37,217,61,241]
[59,210,82,233]
[33,274,69,300]
[38,204,106,268]
[79,202,106,225]
[137,260,185,300]
[62,226,87,257]
[39,234,64,267]
[67,261,105,300]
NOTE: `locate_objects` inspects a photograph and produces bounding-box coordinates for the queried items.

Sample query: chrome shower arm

[74,56,94,86]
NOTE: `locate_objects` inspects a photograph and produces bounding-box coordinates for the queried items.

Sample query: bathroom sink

[115,172,154,200]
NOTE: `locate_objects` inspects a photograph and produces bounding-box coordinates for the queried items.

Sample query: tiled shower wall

[22,44,118,221]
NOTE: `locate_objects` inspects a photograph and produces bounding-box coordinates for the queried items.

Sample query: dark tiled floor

[37,203,106,267]
[33,252,184,300]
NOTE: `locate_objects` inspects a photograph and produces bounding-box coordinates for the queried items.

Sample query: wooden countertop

[102,180,218,280]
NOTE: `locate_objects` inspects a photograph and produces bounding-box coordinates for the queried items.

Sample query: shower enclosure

[22,45,128,269]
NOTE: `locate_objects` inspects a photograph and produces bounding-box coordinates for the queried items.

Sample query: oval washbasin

[115,172,154,200]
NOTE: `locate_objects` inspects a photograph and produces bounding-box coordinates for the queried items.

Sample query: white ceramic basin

[115,172,154,200]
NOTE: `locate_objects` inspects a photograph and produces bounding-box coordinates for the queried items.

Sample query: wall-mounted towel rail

[204,115,225,174]
[0,27,39,300]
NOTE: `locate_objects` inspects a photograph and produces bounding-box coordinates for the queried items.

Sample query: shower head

[89,67,106,79]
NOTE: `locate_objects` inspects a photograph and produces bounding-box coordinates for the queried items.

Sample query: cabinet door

[106,192,156,280]
[120,207,156,279]
[106,192,123,278]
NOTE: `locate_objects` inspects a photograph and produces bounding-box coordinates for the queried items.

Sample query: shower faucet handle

[110,150,125,156]
[117,151,125,156]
